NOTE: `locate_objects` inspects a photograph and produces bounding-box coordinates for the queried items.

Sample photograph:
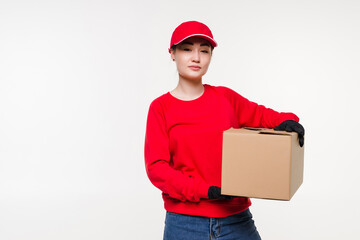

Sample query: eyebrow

[182,41,211,47]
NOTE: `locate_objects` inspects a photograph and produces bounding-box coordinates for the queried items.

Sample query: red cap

[168,21,217,53]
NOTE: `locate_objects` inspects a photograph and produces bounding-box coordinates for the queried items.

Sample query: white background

[1,0,359,239]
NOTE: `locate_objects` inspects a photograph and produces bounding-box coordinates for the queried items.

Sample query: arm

[220,86,304,146]
[221,86,299,128]
[144,100,210,202]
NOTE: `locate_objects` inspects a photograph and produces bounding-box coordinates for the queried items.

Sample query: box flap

[225,127,295,136]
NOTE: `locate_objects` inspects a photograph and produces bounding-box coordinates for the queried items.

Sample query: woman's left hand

[274,120,305,147]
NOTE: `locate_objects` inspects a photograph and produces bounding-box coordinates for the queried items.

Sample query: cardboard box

[221,127,304,200]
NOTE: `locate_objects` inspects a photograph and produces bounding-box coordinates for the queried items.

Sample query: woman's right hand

[208,186,235,200]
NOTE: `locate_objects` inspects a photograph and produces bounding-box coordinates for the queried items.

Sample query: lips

[189,65,201,70]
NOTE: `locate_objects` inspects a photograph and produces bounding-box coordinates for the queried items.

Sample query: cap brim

[174,34,217,48]
[168,34,217,53]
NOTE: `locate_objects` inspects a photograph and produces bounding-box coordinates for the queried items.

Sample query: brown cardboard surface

[221,127,304,200]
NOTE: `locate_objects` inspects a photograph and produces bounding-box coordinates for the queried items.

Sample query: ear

[170,49,175,61]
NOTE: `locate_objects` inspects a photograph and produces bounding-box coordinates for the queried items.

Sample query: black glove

[208,186,234,200]
[274,120,305,147]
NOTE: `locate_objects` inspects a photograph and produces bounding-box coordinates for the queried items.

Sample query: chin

[184,76,203,82]
[181,73,206,81]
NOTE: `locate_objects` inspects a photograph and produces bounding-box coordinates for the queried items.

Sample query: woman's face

[170,37,212,82]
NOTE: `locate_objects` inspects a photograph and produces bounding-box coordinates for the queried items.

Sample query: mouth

[189,65,201,71]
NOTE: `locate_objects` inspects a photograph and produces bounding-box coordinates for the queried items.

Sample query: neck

[175,75,204,95]
[170,75,205,101]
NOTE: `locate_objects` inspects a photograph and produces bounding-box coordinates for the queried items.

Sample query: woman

[144,21,304,240]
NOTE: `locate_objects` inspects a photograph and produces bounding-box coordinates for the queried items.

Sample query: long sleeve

[220,86,299,128]
[144,100,210,202]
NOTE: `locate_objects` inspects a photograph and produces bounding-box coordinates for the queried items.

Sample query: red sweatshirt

[144,84,299,217]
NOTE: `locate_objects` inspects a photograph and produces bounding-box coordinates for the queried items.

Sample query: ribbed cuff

[198,182,212,199]
[277,113,299,126]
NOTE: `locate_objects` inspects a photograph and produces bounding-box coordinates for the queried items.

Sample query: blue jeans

[163,208,261,240]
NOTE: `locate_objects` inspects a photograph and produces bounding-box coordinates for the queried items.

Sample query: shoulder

[205,84,242,97]
[147,91,171,113]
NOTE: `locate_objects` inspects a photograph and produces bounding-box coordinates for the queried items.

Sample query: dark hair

[170,45,177,52]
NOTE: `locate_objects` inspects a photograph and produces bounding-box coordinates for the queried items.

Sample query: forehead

[179,36,211,46]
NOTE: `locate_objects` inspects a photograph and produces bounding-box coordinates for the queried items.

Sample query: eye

[183,48,191,51]
[201,50,209,53]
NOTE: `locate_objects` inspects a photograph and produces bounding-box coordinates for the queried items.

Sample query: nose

[192,49,200,62]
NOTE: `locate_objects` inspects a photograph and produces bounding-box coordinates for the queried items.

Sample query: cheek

[176,57,188,68]
[176,62,187,74]
[202,58,211,69]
